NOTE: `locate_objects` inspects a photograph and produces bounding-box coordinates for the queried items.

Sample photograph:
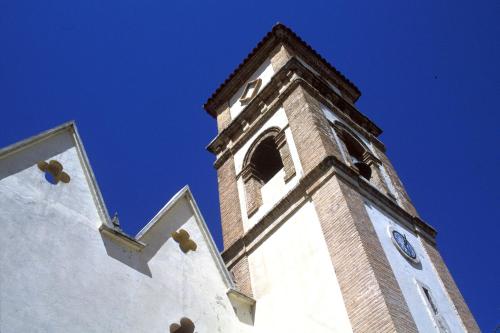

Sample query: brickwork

[274,130,296,182]
[229,252,253,297]
[421,238,480,332]
[282,85,343,175]
[311,176,418,333]
[241,164,263,217]
[206,24,478,332]
[217,156,254,296]
[217,156,245,249]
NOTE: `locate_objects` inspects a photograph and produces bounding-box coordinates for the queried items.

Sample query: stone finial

[169,317,195,333]
[171,229,197,253]
[112,212,121,230]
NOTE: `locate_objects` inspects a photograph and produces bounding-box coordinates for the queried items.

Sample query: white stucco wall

[233,107,303,231]
[0,130,249,333]
[364,201,466,333]
[248,200,353,333]
[229,58,275,119]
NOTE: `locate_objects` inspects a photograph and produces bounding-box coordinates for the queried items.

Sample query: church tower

[204,24,479,332]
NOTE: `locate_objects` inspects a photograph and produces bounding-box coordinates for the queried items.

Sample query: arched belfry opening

[334,122,374,181]
[242,128,296,217]
[250,137,283,183]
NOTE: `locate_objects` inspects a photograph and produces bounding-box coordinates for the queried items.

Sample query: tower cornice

[203,23,362,117]
[207,58,384,169]
[221,154,437,268]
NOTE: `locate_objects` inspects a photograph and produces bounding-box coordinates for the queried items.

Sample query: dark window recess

[422,286,439,315]
[340,132,372,180]
[251,137,284,183]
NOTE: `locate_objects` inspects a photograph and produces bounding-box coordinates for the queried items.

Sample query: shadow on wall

[100,197,195,278]
[100,236,153,277]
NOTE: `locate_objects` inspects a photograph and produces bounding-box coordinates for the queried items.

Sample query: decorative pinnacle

[112,212,121,230]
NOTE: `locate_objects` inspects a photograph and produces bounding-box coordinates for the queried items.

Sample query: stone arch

[333,121,371,152]
[243,127,281,169]
[241,127,296,217]
[333,121,374,180]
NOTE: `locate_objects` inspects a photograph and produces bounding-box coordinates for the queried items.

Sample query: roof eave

[203,23,361,117]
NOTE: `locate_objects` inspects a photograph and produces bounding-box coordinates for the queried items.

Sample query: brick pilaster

[274,130,296,182]
[312,176,418,333]
[217,156,244,249]
[282,85,343,175]
[229,253,253,297]
[241,163,263,217]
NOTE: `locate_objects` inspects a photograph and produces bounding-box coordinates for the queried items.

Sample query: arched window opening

[336,127,372,181]
[242,128,296,217]
[250,137,283,183]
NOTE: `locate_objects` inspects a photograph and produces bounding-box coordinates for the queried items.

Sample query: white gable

[0,123,253,333]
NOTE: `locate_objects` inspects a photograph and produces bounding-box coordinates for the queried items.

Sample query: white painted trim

[418,236,469,332]
[71,125,114,228]
[0,121,74,159]
[135,185,236,289]
[0,121,114,228]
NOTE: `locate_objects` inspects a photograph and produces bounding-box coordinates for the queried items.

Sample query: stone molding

[208,57,384,165]
[222,154,436,266]
[204,24,361,116]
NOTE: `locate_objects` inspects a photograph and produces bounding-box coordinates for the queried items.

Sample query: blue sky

[1,0,498,330]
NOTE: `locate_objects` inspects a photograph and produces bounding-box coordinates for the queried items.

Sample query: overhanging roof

[203,23,362,117]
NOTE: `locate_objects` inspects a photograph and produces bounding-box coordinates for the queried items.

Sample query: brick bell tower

[204,24,479,333]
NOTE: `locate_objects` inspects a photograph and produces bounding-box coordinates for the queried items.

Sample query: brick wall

[282,85,343,175]
[216,156,244,249]
[311,175,418,333]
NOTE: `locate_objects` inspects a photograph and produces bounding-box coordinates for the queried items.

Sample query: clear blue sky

[1,0,498,330]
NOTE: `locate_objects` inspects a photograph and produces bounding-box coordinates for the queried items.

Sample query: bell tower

[204,24,479,333]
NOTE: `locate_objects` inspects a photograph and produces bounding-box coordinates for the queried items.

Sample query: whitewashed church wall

[248,200,353,333]
[229,58,275,120]
[364,201,467,333]
[0,132,249,333]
